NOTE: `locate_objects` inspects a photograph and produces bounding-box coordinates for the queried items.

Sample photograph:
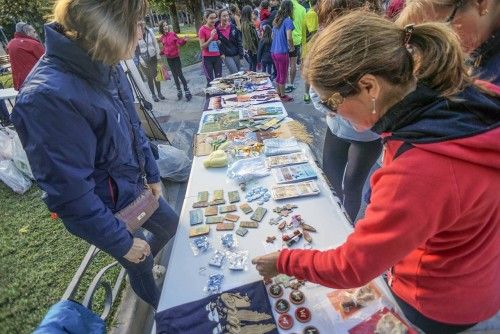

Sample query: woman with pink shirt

[217,9,244,74]
[159,21,192,101]
[198,9,223,85]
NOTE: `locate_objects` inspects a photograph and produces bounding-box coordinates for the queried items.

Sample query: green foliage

[149,0,173,13]
[0,183,122,333]
[0,0,53,40]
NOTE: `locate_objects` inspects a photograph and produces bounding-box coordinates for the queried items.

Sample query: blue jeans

[116,198,178,309]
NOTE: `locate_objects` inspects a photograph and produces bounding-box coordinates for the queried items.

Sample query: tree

[149,0,181,33]
[0,0,52,41]
[186,0,203,32]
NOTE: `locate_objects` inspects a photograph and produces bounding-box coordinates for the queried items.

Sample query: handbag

[115,187,159,232]
[113,97,159,232]
[161,64,170,80]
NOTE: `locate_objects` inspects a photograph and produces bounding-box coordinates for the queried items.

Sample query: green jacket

[291,0,306,46]
[241,21,259,53]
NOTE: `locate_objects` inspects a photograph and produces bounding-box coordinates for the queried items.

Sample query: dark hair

[158,20,168,35]
[305,11,470,98]
[273,0,293,27]
[262,24,272,43]
[229,4,240,15]
[261,0,270,9]
[241,5,254,23]
[317,0,381,26]
[204,8,217,19]
[218,8,230,18]
[309,0,318,6]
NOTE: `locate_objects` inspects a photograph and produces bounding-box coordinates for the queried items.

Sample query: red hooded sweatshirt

[159,32,187,59]
[7,32,45,91]
[277,86,500,325]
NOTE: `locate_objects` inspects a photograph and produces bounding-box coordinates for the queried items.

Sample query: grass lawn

[178,40,201,68]
[0,182,122,333]
[0,73,13,88]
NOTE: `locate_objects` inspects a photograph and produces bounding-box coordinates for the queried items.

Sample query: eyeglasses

[319,92,344,114]
[446,0,464,23]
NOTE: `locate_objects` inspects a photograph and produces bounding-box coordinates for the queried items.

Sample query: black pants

[140,56,162,97]
[391,292,477,334]
[247,50,257,72]
[262,61,273,75]
[203,56,222,85]
[322,130,382,222]
[166,57,188,91]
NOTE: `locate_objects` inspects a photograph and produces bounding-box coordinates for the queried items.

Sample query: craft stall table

[155,72,413,334]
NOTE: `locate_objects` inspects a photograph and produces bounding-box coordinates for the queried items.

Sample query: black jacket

[217,24,243,57]
[257,39,272,64]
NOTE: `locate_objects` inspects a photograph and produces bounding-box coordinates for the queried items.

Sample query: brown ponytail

[304,11,470,99]
[408,22,471,96]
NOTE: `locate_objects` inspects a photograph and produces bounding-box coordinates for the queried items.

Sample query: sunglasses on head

[446,0,465,23]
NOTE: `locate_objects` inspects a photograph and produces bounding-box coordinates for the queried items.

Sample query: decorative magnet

[269,284,283,298]
[275,299,290,314]
[289,290,305,305]
[278,313,294,330]
[295,307,311,323]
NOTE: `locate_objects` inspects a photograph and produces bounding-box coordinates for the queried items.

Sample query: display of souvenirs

[328,283,382,319]
[266,152,309,168]
[273,163,318,184]
[349,308,416,334]
[239,103,287,121]
[205,79,274,96]
[207,91,281,110]
[199,109,241,133]
[271,181,321,200]
[263,138,301,156]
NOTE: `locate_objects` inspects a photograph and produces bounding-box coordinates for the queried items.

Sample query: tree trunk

[187,0,203,32]
[169,2,181,33]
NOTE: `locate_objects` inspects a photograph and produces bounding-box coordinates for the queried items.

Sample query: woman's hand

[124,238,151,263]
[252,251,280,279]
[210,29,217,38]
[148,182,163,199]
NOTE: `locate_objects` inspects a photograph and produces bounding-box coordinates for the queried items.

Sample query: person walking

[301,0,318,102]
[158,21,192,101]
[253,11,500,334]
[271,0,294,101]
[257,25,273,76]
[285,0,305,93]
[12,0,179,309]
[137,21,165,102]
[217,9,244,74]
[241,5,260,71]
[6,22,45,91]
[199,9,223,86]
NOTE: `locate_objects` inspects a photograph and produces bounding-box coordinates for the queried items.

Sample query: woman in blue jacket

[217,8,244,74]
[11,0,178,309]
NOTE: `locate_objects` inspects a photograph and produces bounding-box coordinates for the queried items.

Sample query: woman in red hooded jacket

[252,11,500,334]
[159,21,192,101]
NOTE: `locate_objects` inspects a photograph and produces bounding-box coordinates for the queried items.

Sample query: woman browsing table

[253,11,500,334]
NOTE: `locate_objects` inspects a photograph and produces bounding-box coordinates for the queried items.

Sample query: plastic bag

[0,128,13,160]
[0,160,32,194]
[155,144,191,182]
[0,128,33,179]
[227,156,270,184]
[8,128,33,179]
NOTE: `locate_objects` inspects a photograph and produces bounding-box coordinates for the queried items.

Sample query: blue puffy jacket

[12,23,160,258]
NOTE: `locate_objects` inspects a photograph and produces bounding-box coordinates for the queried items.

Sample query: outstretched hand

[252,251,280,280]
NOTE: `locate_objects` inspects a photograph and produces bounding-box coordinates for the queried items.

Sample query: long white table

[157,145,354,311]
[155,84,401,333]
